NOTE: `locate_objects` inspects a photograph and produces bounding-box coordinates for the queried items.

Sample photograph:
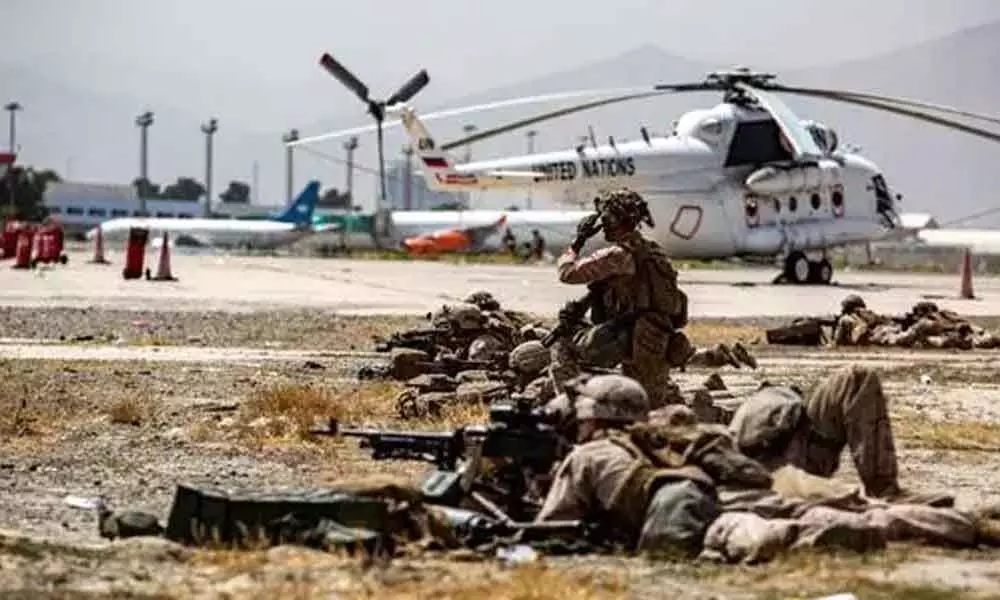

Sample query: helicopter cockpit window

[725,119,794,167]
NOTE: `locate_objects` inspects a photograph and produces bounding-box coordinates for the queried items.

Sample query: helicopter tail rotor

[317,52,431,210]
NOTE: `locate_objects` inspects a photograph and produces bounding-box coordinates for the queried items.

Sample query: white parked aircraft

[296,55,1000,284]
[87,182,321,250]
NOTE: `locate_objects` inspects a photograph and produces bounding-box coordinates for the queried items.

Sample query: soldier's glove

[571,214,601,253]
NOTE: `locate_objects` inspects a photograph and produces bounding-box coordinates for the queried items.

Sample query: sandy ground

[3,253,1000,598]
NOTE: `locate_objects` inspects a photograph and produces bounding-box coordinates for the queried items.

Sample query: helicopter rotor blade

[386,70,430,107]
[775,88,1000,144]
[318,53,371,103]
[287,86,680,147]
[439,87,711,152]
[772,84,1000,128]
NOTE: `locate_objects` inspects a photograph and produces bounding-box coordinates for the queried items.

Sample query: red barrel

[122,227,149,280]
[11,231,31,269]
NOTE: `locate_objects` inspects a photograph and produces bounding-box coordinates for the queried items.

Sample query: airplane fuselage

[88,218,313,250]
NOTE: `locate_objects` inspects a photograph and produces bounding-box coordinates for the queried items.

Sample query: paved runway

[3,249,998,317]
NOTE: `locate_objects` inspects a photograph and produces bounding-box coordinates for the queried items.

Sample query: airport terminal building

[44,181,280,237]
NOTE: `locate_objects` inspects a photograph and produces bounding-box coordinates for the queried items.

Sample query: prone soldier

[534,372,1000,561]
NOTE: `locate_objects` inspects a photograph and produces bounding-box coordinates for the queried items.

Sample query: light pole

[135,110,154,216]
[462,124,476,208]
[343,136,358,205]
[4,102,22,153]
[282,129,299,204]
[201,117,218,217]
[402,145,414,211]
[525,130,537,209]
[462,123,477,163]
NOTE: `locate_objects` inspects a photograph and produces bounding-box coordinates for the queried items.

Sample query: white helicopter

[291,54,1000,284]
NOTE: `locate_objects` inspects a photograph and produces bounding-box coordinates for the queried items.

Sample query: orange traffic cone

[88,225,111,264]
[149,231,177,281]
[959,248,975,299]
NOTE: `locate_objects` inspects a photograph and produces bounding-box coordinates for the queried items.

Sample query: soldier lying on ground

[834,295,1000,349]
[533,371,1000,562]
[684,342,758,370]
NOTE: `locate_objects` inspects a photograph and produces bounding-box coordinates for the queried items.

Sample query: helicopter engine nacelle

[801,120,839,154]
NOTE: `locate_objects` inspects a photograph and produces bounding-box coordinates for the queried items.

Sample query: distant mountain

[781,20,1000,226]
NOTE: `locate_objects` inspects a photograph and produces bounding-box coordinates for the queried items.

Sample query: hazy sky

[2,0,1000,207]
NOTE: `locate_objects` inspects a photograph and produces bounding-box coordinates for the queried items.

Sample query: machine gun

[373,327,459,354]
[311,397,571,522]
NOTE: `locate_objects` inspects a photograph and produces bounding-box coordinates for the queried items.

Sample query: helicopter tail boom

[393,105,544,192]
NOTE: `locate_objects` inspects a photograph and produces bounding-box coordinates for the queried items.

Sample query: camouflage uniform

[536,374,719,554]
[686,343,758,370]
[550,189,686,409]
[832,295,898,346]
[728,366,952,506]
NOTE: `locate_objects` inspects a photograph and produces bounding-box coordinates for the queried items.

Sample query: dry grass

[105,394,158,426]
[685,320,764,347]
[238,381,492,437]
[895,413,1000,451]
[347,563,629,600]
[0,376,86,438]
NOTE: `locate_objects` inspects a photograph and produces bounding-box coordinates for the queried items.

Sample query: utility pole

[343,136,358,206]
[525,130,537,210]
[135,110,154,216]
[200,117,218,218]
[402,145,414,211]
[282,128,298,204]
[4,101,22,153]
[462,123,476,208]
[462,123,477,163]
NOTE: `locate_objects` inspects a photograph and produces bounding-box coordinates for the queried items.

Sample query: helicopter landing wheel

[783,251,811,284]
[808,258,834,285]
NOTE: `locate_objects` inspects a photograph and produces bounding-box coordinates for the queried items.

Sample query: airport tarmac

[3,249,997,317]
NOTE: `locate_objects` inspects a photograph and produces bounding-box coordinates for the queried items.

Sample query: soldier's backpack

[633,240,688,329]
[765,318,825,346]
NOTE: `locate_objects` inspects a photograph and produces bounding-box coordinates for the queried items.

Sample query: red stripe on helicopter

[435,173,478,185]
[422,157,449,168]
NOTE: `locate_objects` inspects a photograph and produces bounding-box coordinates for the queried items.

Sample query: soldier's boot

[702,372,726,391]
[975,518,1000,547]
[688,389,721,424]
[731,342,758,370]
[717,344,742,369]
[878,485,955,509]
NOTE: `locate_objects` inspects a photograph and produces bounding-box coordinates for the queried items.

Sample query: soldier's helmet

[463,290,501,312]
[508,340,551,375]
[840,294,866,313]
[911,301,939,317]
[467,334,507,362]
[570,374,650,422]
[595,188,654,232]
[431,303,487,330]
